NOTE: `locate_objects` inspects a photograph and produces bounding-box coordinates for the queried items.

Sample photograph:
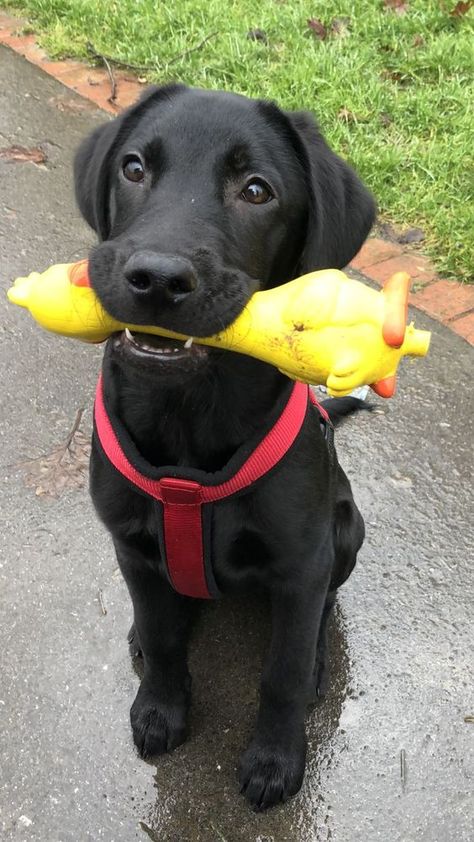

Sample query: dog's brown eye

[241,179,273,204]
[122,155,145,183]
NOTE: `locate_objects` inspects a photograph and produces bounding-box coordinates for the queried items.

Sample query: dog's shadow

[133,595,350,841]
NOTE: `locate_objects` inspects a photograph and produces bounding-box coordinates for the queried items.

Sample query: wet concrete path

[1,45,473,842]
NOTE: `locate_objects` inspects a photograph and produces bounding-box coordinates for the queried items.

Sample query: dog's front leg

[239,559,331,810]
[114,536,196,759]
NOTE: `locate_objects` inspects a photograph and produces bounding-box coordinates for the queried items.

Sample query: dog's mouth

[116,328,209,365]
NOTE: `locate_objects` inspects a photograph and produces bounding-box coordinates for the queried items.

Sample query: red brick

[365,254,437,286]
[13,34,37,51]
[52,70,140,113]
[450,313,474,345]
[410,280,474,322]
[0,11,24,30]
[350,238,403,271]
[54,65,100,88]
[0,32,37,53]
[68,78,119,113]
[116,78,142,109]
[0,30,16,45]
[40,59,87,79]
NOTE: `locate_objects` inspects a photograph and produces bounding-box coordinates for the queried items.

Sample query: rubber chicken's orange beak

[68,259,91,287]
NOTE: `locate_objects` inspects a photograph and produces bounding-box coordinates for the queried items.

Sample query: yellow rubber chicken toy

[7,259,430,398]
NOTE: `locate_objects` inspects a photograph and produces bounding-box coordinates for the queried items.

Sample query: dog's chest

[133,490,282,592]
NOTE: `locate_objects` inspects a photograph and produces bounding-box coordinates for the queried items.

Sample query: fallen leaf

[329,16,351,37]
[375,222,425,245]
[376,222,400,241]
[48,95,90,114]
[398,227,425,244]
[380,69,410,85]
[0,145,47,165]
[390,472,413,488]
[379,111,393,126]
[383,0,409,13]
[19,410,91,498]
[338,107,357,123]
[307,18,327,40]
[247,28,268,43]
[450,1,473,16]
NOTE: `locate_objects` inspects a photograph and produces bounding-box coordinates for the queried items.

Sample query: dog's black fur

[74,85,375,810]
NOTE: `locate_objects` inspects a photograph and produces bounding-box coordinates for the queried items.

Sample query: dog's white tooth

[125,327,133,341]
[184,337,194,349]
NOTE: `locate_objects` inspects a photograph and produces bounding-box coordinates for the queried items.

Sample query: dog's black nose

[124,252,198,303]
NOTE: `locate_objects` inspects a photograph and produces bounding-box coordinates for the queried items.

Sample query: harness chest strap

[93,375,330,600]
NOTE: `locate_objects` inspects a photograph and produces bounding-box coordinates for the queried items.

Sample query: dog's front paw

[238,734,306,811]
[130,682,188,759]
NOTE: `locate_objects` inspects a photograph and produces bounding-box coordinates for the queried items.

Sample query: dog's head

[75,84,375,374]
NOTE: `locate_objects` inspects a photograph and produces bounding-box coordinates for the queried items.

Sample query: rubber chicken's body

[7,259,430,397]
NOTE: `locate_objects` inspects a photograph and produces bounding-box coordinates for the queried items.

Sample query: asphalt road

[1,44,473,842]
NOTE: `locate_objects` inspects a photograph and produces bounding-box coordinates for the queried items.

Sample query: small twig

[60,407,84,459]
[464,715,474,723]
[400,748,406,790]
[86,42,117,103]
[3,454,42,470]
[85,31,219,80]
[85,48,151,73]
[9,407,85,470]
[167,31,219,65]
[98,588,107,616]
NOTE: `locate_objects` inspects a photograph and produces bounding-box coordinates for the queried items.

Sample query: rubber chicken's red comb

[382,272,410,348]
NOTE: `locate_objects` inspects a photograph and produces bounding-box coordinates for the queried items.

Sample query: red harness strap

[94,375,329,599]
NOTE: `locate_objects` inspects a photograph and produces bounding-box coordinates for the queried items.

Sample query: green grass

[4,0,474,281]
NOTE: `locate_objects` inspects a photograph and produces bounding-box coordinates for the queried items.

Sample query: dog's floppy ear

[74,117,120,240]
[287,111,376,271]
[74,84,186,240]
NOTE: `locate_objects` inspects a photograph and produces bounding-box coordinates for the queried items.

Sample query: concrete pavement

[1,44,473,842]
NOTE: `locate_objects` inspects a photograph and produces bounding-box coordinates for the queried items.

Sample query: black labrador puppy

[74,84,375,810]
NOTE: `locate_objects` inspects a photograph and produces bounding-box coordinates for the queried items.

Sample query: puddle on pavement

[128,595,351,842]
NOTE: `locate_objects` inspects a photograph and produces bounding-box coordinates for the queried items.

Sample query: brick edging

[350,240,474,344]
[0,10,145,111]
[1,10,473,345]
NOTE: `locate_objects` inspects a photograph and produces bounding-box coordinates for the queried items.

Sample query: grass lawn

[4,0,474,281]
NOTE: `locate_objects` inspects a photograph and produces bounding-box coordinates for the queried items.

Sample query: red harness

[94,375,330,600]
